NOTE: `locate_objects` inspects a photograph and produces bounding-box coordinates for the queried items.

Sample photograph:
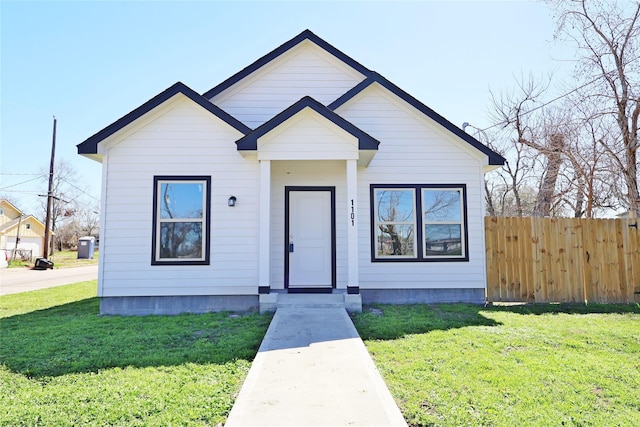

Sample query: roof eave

[235,96,380,152]
[330,73,505,167]
[77,82,250,156]
[203,29,372,100]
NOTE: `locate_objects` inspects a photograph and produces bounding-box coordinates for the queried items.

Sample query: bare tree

[485,71,626,218]
[38,160,85,254]
[487,75,569,217]
[482,2,638,218]
[54,203,100,250]
[473,125,536,217]
[485,140,538,217]
[78,203,100,237]
[550,0,640,216]
[554,95,624,217]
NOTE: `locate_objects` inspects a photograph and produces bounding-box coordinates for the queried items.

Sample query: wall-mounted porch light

[228,196,237,207]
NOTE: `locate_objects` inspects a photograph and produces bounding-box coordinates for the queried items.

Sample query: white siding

[99,57,491,298]
[258,109,358,161]
[336,85,488,290]
[99,99,259,297]
[210,41,365,129]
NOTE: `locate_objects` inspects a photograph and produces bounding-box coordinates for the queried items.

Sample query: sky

[1,0,574,216]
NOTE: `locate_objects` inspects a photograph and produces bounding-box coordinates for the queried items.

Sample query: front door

[285,187,335,290]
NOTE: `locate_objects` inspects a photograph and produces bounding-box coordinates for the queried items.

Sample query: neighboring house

[78,30,505,315]
[0,200,50,258]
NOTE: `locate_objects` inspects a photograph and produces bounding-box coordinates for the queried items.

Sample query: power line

[0,176,42,190]
[57,175,100,202]
[480,55,640,132]
[0,190,41,194]
[480,74,606,132]
[1,171,99,202]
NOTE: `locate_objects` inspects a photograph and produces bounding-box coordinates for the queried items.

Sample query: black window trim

[151,175,211,266]
[370,183,469,262]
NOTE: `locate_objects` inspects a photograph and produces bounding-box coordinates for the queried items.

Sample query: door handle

[289,242,294,253]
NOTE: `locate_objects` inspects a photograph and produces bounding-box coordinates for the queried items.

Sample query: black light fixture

[228,196,237,207]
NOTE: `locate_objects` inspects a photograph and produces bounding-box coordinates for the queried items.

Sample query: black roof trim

[77,82,251,155]
[202,29,373,100]
[236,96,380,151]
[329,73,506,165]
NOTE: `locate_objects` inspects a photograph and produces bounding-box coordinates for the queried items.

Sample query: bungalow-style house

[78,30,504,315]
[0,199,50,259]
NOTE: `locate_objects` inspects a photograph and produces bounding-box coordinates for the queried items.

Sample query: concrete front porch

[259,292,362,313]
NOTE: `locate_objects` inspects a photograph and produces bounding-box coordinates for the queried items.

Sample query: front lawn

[352,304,640,427]
[0,282,272,426]
[3,284,638,427]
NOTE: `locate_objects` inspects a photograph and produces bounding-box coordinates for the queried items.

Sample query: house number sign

[350,199,355,226]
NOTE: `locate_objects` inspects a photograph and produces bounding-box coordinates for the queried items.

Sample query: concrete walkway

[225,307,407,427]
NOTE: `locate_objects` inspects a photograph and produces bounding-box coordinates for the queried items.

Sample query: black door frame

[284,186,336,293]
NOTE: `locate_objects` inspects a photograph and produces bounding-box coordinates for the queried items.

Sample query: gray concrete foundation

[361,288,485,305]
[99,295,259,316]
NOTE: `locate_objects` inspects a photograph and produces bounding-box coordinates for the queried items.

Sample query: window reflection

[423,189,464,258]
[423,191,460,222]
[375,189,416,257]
[160,222,203,258]
[160,183,204,219]
[425,224,462,256]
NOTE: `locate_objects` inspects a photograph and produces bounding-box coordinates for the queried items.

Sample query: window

[371,184,468,262]
[373,188,416,258]
[152,176,211,265]
[25,223,31,230]
[422,189,464,257]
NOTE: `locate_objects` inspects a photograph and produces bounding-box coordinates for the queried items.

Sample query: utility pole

[43,116,56,259]
[11,215,23,263]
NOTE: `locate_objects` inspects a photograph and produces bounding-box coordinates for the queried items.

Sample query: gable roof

[0,215,48,235]
[329,73,506,166]
[203,29,372,100]
[0,199,22,217]
[77,30,504,167]
[208,30,503,166]
[236,96,380,151]
[77,82,251,156]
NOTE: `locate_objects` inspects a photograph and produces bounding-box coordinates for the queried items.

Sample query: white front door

[287,189,334,289]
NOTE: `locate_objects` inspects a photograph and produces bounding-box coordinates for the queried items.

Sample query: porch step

[259,292,362,313]
[277,293,345,308]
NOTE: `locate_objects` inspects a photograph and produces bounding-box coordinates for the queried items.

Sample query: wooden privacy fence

[485,216,640,304]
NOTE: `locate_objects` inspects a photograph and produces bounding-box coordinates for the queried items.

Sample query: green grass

[8,250,99,269]
[352,304,640,427]
[0,282,273,426]
[4,286,639,427]
[48,250,99,268]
